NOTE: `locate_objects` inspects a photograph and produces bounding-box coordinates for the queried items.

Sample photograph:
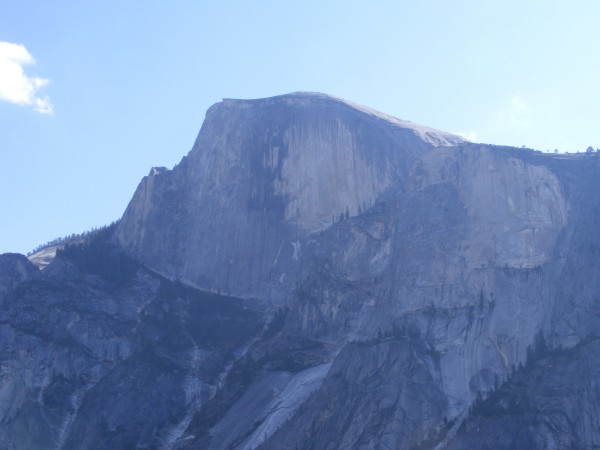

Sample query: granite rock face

[114,93,464,301]
[2,93,600,449]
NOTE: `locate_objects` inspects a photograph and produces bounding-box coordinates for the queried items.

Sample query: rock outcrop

[1,93,600,449]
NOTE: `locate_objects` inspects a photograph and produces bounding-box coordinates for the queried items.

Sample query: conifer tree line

[27,220,120,256]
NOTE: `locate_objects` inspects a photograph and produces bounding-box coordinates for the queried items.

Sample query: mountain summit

[114,92,465,300]
[2,93,600,449]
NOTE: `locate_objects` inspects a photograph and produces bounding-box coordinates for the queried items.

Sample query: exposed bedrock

[3,93,600,449]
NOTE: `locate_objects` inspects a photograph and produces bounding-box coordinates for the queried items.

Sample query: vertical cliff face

[3,93,600,449]
[114,92,464,300]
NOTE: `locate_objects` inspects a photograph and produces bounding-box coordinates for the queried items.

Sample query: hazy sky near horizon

[1,1,599,254]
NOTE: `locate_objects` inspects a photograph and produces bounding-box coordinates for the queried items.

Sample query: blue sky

[1,1,599,254]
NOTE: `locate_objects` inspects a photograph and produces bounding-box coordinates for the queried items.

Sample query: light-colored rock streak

[160,334,210,450]
[55,375,102,450]
[241,363,332,450]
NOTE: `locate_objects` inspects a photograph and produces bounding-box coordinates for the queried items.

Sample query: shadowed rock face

[0,241,265,450]
[444,339,600,450]
[2,93,600,449]
[0,254,38,294]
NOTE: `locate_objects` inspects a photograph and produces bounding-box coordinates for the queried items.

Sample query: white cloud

[0,41,53,115]
[488,93,531,133]
[455,131,478,142]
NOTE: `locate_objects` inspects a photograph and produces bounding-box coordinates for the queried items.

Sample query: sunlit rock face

[3,93,600,449]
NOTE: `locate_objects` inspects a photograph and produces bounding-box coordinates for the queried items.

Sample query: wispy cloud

[473,93,535,147]
[0,41,53,115]
[455,131,478,142]
[505,94,529,127]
